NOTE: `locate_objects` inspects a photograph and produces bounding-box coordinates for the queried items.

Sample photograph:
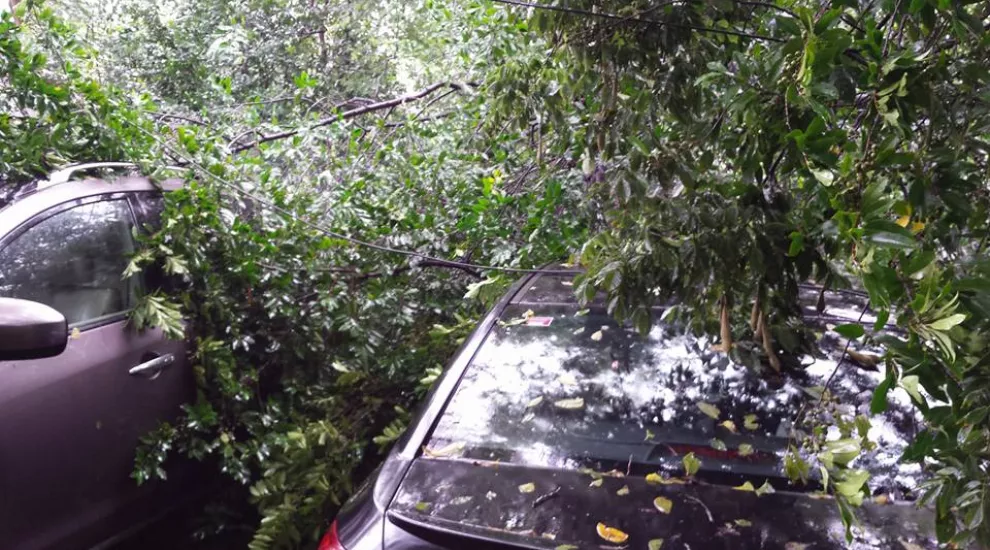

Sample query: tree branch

[230,82,475,154]
[490,0,785,43]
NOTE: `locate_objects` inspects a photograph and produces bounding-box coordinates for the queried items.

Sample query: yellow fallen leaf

[697,402,720,419]
[70,327,81,340]
[645,472,663,484]
[657,476,687,485]
[595,523,629,544]
[653,496,673,514]
[648,539,664,550]
[523,309,535,318]
[719,420,737,433]
[557,373,578,386]
[734,519,752,527]
[590,330,603,341]
[616,485,630,496]
[423,441,465,458]
[526,396,544,408]
[554,397,584,410]
[738,443,754,457]
[519,482,536,494]
[743,414,760,430]
[733,481,756,492]
[785,543,809,550]
[755,480,776,496]
[589,478,603,487]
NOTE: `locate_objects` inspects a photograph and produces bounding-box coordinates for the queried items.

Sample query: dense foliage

[3,0,990,547]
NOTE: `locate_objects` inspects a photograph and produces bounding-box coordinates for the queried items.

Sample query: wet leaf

[644,428,655,441]
[738,443,754,456]
[557,373,578,386]
[697,402,720,419]
[653,496,673,514]
[835,469,870,498]
[755,481,775,496]
[719,420,737,433]
[595,523,629,544]
[743,414,760,430]
[554,397,585,410]
[423,441,465,458]
[657,476,686,485]
[616,485,630,496]
[519,482,536,494]
[733,481,756,492]
[414,501,430,512]
[526,396,544,408]
[710,438,726,451]
[589,478,603,487]
[648,539,664,550]
[682,452,701,476]
[645,472,662,484]
[734,519,752,527]
[590,330,603,341]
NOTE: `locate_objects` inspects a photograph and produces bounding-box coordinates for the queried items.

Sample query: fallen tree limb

[229,82,475,154]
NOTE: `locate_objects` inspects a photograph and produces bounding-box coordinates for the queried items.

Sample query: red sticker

[525,316,554,327]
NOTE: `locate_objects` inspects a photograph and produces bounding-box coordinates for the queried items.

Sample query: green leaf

[833,323,865,339]
[696,402,720,419]
[871,377,892,414]
[682,452,701,476]
[928,313,966,331]
[810,168,835,186]
[824,438,861,466]
[648,539,665,550]
[834,470,870,499]
[900,375,924,405]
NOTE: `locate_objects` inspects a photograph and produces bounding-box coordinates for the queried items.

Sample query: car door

[0,194,195,550]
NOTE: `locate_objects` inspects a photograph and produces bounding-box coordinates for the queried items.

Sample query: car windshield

[426,279,925,497]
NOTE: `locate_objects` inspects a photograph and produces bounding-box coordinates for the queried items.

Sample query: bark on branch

[229,82,475,154]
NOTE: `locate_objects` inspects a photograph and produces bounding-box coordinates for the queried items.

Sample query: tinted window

[0,200,138,326]
[428,302,923,495]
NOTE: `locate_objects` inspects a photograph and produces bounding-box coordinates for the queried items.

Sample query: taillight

[317,520,344,550]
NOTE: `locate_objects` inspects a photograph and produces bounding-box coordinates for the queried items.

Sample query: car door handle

[128,353,174,377]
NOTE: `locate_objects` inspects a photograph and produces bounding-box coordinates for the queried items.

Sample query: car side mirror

[0,297,68,360]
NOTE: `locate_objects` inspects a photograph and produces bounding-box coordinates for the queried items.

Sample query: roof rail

[44,162,139,187]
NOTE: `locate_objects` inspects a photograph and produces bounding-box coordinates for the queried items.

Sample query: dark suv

[319,270,936,550]
[0,163,201,550]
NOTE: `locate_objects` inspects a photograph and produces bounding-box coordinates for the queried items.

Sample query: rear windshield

[426,299,924,496]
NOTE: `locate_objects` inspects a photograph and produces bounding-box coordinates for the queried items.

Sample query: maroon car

[0,163,201,550]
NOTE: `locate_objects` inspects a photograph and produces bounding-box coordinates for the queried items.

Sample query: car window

[0,199,138,327]
[427,302,924,497]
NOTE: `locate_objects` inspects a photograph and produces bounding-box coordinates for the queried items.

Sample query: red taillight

[317,520,344,550]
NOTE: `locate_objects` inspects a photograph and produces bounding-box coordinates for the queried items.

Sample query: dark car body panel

[0,171,201,550]
[388,458,935,549]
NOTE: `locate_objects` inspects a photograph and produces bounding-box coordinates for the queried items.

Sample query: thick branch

[355,259,483,282]
[230,82,474,154]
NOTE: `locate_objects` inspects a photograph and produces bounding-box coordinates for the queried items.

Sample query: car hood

[387,457,936,549]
